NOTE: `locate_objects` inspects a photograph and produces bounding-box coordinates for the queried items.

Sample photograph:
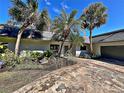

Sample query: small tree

[80,2,107,55]
[9,0,38,55]
[52,10,79,56]
[69,32,84,56]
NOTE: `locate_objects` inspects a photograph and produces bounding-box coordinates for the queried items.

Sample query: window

[80,46,86,50]
[50,44,59,51]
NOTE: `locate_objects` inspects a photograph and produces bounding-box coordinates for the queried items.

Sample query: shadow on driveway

[97,57,124,66]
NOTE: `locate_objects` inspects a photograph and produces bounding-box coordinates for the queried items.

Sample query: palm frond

[68,10,77,25]
[80,2,108,30]
[27,0,38,11]
[11,0,27,9]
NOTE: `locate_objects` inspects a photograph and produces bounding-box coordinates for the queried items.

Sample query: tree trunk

[58,39,66,57]
[15,30,24,56]
[89,30,93,55]
[69,43,76,56]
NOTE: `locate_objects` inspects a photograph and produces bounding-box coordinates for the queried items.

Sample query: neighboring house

[0,24,71,56]
[92,29,124,60]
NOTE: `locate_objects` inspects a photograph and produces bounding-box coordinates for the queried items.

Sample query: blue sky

[0,0,124,36]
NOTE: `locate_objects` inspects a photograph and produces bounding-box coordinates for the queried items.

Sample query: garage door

[101,46,124,61]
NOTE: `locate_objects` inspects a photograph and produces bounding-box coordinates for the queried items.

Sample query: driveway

[98,58,124,66]
[14,58,124,93]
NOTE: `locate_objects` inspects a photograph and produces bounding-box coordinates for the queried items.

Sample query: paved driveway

[14,58,124,93]
[98,58,124,66]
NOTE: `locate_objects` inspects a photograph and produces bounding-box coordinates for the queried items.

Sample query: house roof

[92,29,124,43]
[0,24,54,40]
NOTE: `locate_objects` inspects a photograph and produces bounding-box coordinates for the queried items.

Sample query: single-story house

[0,24,72,56]
[92,29,124,60]
[0,24,88,56]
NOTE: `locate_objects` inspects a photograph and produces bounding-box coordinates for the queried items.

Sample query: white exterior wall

[0,36,71,56]
[93,41,124,56]
[8,40,50,52]
[8,40,70,56]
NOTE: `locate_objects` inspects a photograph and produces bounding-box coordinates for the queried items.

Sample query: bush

[0,45,7,53]
[43,50,53,58]
[20,51,43,62]
[91,54,101,59]
[0,49,19,68]
[30,52,43,61]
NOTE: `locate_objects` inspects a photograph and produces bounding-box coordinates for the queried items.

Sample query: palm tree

[52,9,79,56]
[69,32,84,56]
[80,2,107,55]
[9,0,38,55]
[36,9,51,31]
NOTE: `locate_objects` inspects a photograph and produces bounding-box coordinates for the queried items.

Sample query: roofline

[93,39,124,44]
[0,36,71,43]
[92,29,124,38]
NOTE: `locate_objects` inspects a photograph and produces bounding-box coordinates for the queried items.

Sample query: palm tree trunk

[58,39,66,57]
[89,30,93,55]
[69,43,76,56]
[69,43,73,50]
[15,30,24,56]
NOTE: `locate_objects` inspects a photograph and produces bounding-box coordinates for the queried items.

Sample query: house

[0,24,72,56]
[92,29,124,60]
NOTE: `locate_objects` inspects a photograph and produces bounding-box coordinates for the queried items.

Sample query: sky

[0,0,124,36]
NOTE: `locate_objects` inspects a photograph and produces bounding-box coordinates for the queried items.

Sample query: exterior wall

[8,39,50,52]
[93,41,124,56]
[7,40,70,56]
[0,36,71,56]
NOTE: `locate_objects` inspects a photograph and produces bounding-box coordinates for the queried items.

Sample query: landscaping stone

[13,58,124,93]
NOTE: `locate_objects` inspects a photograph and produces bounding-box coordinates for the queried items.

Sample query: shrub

[43,50,53,58]
[20,51,43,62]
[0,45,7,53]
[0,49,27,68]
[91,54,101,59]
[30,52,43,61]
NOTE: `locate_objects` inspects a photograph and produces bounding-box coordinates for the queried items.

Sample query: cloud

[61,2,69,9]
[53,8,60,14]
[44,0,51,6]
